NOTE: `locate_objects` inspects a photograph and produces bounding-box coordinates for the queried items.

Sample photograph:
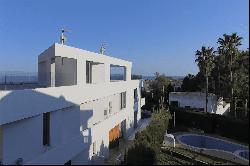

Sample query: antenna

[60,27,70,45]
[99,42,108,55]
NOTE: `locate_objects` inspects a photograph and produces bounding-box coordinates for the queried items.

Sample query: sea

[0,72,183,84]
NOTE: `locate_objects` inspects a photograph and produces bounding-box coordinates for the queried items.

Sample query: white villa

[0,43,145,165]
[169,92,230,115]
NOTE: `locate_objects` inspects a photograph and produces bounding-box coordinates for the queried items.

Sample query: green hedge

[123,110,171,165]
[169,106,249,143]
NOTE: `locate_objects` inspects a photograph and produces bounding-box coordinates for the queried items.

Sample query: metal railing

[0,72,38,84]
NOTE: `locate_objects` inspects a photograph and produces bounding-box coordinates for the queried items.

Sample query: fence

[0,72,38,84]
[0,72,39,90]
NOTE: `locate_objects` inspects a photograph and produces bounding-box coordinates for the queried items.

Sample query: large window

[110,65,126,81]
[86,61,92,83]
[120,92,126,109]
[43,112,50,146]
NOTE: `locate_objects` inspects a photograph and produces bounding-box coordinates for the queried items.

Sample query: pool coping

[175,133,249,165]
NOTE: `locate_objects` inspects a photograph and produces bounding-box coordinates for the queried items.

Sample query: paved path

[104,117,152,165]
[128,118,151,140]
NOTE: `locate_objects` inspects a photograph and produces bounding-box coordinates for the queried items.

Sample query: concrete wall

[2,115,43,164]
[0,82,142,165]
[0,80,140,125]
[77,87,138,163]
[92,63,105,84]
[55,57,77,87]
[61,107,80,143]
[53,43,132,86]
[0,105,83,165]
[38,44,55,87]
[169,92,217,113]
[38,61,48,86]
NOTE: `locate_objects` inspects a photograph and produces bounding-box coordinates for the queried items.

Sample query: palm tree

[217,33,243,117]
[195,46,216,113]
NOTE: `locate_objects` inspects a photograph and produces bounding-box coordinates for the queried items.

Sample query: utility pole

[173,111,176,128]
[218,65,221,97]
[204,56,208,113]
[230,50,235,117]
[206,71,208,113]
[234,97,237,118]
[245,99,248,117]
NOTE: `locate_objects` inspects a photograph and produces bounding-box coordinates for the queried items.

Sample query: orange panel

[109,124,121,142]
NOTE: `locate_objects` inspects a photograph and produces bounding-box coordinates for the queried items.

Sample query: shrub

[124,110,171,164]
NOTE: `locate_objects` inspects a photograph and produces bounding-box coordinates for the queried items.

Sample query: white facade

[0,43,145,165]
[169,92,217,113]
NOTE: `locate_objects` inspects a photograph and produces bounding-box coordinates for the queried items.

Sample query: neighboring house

[0,43,145,165]
[169,92,221,114]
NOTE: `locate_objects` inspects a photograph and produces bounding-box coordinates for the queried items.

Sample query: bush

[109,138,119,149]
[124,110,171,164]
[124,144,156,165]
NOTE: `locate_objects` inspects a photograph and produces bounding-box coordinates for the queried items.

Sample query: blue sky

[0,0,249,76]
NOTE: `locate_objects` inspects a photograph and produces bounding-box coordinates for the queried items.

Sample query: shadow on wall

[91,141,109,165]
[80,109,93,131]
[0,89,94,165]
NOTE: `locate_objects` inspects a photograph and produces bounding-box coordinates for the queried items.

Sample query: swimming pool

[176,134,249,165]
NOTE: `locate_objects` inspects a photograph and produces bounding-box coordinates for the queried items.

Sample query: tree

[181,33,248,119]
[181,73,203,92]
[166,84,174,103]
[217,33,243,117]
[149,73,171,110]
[131,74,142,80]
[195,46,216,112]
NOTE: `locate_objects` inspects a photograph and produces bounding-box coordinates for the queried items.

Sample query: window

[109,101,112,114]
[86,61,92,83]
[120,92,126,109]
[93,141,96,155]
[43,112,50,146]
[110,65,126,81]
[104,109,108,119]
[134,88,138,103]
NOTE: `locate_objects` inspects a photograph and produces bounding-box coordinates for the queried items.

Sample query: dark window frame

[43,112,50,146]
[120,92,126,109]
[86,61,92,83]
